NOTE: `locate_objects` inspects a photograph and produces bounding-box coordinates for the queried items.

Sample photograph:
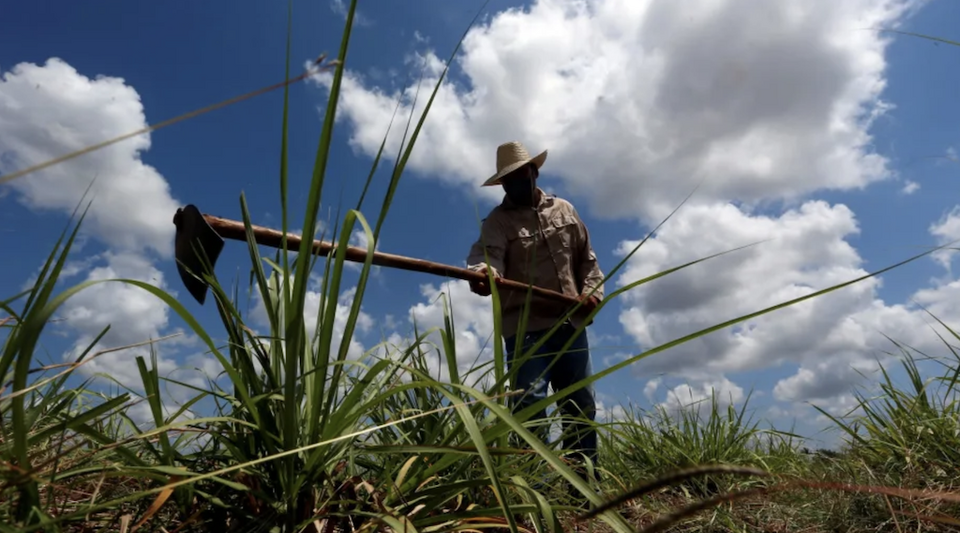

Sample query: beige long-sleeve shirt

[466,189,605,340]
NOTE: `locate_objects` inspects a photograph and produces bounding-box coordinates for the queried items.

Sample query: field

[3,3,960,532]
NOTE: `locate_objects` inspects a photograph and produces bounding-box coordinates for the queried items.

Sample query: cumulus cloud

[58,252,171,352]
[616,201,872,374]
[615,199,960,414]
[595,392,629,423]
[55,251,216,400]
[249,278,375,364]
[312,0,915,222]
[929,205,960,270]
[643,378,661,403]
[661,376,745,418]
[329,0,373,27]
[305,0,959,420]
[773,356,877,405]
[0,58,204,401]
[900,180,920,195]
[0,57,180,256]
[945,146,958,163]
[126,400,196,430]
[378,279,498,389]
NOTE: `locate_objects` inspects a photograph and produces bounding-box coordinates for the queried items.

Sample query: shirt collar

[500,187,551,210]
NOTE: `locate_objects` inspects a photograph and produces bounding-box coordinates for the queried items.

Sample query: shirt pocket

[506,226,539,272]
[552,213,579,249]
[509,226,538,249]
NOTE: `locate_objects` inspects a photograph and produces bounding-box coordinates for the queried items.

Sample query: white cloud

[55,252,216,399]
[617,202,960,401]
[945,146,958,163]
[900,180,920,194]
[305,0,960,422]
[910,277,960,327]
[250,278,375,364]
[311,0,916,222]
[617,199,960,412]
[930,205,960,270]
[661,376,745,419]
[595,392,629,423]
[0,58,180,256]
[58,252,170,352]
[0,58,209,400]
[643,378,660,403]
[773,356,876,406]
[126,398,196,430]
[328,0,373,27]
[343,228,385,276]
[384,280,497,389]
[616,201,873,375]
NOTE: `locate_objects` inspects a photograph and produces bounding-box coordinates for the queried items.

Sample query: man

[465,140,605,482]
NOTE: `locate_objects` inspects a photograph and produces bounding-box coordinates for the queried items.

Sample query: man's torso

[486,194,585,334]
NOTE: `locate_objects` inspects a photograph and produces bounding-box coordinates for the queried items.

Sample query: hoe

[172,204,584,310]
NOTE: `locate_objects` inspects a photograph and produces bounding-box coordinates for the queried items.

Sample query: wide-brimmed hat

[482,141,548,187]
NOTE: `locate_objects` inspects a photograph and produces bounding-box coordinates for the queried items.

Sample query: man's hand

[578,294,600,314]
[469,266,498,296]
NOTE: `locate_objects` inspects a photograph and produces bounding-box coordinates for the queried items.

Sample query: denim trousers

[504,321,598,471]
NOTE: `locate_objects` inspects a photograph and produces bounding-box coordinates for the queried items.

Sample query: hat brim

[481,149,548,187]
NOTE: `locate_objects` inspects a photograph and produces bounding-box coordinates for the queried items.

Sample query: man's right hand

[469,266,497,296]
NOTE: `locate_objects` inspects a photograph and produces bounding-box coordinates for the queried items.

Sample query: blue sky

[2,0,959,448]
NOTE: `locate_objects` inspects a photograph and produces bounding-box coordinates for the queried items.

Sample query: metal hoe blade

[173,204,225,305]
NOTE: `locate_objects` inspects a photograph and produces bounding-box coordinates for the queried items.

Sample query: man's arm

[466,216,507,295]
[573,207,605,302]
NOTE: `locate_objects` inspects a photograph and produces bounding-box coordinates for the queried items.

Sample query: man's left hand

[578,294,600,314]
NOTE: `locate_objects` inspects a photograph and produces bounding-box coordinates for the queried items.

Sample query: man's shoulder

[480,205,508,227]
[546,194,578,215]
[483,204,505,220]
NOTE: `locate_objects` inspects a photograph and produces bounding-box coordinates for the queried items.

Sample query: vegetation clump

[2,3,959,531]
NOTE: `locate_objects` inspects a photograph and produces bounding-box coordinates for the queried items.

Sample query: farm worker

[465,140,606,483]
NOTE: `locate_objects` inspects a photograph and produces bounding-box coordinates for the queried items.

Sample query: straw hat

[482,141,548,187]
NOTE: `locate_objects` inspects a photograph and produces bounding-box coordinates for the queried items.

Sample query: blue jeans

[504,321,598,472]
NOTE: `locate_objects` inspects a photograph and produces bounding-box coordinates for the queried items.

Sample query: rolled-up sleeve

[574,208,605,300]
[466,216,506,277]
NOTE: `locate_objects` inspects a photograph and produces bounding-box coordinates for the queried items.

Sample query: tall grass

[2,3,960,532]
[602,392,805,491]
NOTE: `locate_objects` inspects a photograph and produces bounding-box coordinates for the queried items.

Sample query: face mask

[502,173,536,207]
